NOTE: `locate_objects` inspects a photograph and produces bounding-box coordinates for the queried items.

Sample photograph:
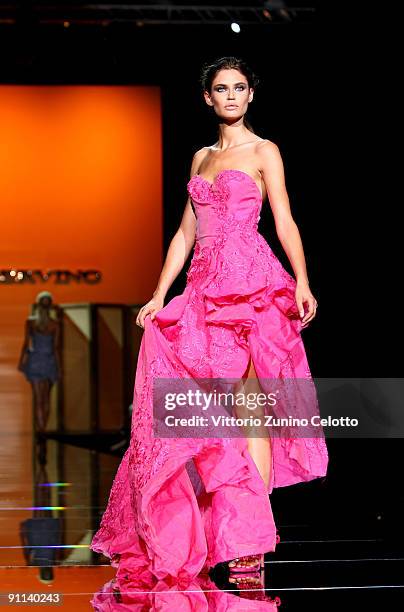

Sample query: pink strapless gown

[90,168,329,586]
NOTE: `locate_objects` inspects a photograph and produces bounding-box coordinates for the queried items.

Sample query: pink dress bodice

[187,169,262,249]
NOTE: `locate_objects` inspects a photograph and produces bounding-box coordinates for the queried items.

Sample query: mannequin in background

[18,291,61,433]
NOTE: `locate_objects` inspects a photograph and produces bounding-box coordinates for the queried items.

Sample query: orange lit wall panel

[0,84,163,308]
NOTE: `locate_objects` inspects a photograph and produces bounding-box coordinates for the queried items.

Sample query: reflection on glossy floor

[1,435,403,609]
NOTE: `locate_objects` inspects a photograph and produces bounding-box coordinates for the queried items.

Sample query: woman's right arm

[17,320,30,370]
[136,149,205,328]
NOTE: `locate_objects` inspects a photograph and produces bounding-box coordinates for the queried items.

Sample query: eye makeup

[214,82,247,91]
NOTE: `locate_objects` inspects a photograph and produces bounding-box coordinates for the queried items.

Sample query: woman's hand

[135,295,165,329]
[17,354,28,372]
[295,281,318,329]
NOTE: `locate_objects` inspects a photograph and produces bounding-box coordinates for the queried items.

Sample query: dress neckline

[192,168,263,200]
[32,330,53,336]
[31,325,54,336]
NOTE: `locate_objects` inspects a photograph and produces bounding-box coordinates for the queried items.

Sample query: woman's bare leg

[227,357,272,571]
[41,379,52,430]
[32,381,43,431]
[33,380,51,432]
[233,356,272,490]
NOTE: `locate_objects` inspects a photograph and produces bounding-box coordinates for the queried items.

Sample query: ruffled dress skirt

[90,216,329,587]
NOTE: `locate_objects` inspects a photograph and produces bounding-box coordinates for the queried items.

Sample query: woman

[18,290,61,433]
[90,56,328,589]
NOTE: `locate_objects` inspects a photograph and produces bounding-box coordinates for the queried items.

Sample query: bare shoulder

[255,138,281,157]
[255,139,284,174]
[190,146,209,176]
[193,146,209,163]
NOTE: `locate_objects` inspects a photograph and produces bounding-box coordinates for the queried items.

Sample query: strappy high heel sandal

[227,527,280,574]
[209,553,264,578]
[229,570,264,589]
[228,553,264,573]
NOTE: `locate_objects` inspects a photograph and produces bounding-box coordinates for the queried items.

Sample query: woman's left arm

[54,321,62,374]
[257,140,318,328]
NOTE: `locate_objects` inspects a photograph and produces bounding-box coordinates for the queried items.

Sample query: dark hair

[199,56,260,134]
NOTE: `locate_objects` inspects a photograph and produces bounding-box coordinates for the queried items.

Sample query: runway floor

[1,435,403,610]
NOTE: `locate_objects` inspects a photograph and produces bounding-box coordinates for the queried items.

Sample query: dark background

[1,1,400,542]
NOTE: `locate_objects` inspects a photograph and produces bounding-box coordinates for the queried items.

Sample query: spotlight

[230,22,240,33]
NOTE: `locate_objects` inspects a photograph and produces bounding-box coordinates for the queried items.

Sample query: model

[90,56,328,590]
[18,290,61,432]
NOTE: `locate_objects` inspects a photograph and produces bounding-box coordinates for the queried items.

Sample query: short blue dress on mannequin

[21,328,59,383]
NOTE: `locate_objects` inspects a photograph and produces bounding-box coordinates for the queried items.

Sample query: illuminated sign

[0,269,102,284]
